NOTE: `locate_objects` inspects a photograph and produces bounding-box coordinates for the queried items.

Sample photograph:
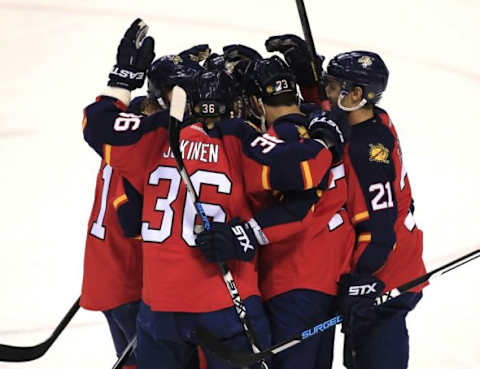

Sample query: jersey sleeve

[82,95,169,192]
[347,125,398,275]
[113,177,143,238]
[250,189,320,245]
[231,119,333,192]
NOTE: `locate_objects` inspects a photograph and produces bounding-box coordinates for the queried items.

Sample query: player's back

[254,114,354,299]
[80,160,142,311]
[140,121,259,313]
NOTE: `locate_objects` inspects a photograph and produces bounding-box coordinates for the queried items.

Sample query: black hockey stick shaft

[295,0,327,99]
[196,248,480,367]
[0,297,80,362]
[168,86,269,369]
[112,335,137,369]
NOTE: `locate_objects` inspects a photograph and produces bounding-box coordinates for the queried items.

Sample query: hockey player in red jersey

[195,55,354,369]
[80,161,142,369]
[322,51,426,369]
[269,35,427,369]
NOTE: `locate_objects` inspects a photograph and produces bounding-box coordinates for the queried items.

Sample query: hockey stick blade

[0,297,80,362]
[197,248,480,367]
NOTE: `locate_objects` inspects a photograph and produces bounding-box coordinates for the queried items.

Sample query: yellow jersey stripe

[358,233,372,243]
[352,211,369,224]
[104,145,112,165]
[113,194,128,209]
[301,161,313,190]
[262,165,271,190]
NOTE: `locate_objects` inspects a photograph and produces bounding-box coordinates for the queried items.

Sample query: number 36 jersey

[83,96,332,312]
[344,108,426,292]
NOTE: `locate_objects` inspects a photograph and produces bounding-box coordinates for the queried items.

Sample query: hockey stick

[196,248,480,367]
[111,335,137,369]
[169,86,269,369]
[0,297,80,362]
[295,0,327,100]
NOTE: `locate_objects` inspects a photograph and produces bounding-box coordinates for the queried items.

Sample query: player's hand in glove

[179,44,211,63]
[108,18,155,90]
[195,218,258,263]
[223,44,262,64]
[337,273,385,335]
[308,111,346,163]
[265,34,324,86]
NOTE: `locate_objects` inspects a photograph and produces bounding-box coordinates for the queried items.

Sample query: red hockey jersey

[80,161,142,311]
[243,113,354,299]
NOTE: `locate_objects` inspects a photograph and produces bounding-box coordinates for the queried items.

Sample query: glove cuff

[247,218,269,246]
[102,86,132,106]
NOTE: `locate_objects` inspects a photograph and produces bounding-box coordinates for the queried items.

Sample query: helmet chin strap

[156,96,168,110]
[248,96,266,131]
[337,91,367,112]
[258,97,267,131]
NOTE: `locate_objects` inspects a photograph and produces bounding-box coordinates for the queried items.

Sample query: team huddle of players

[80,19,427,369]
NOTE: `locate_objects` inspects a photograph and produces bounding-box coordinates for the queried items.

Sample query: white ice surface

[0,1,478,368]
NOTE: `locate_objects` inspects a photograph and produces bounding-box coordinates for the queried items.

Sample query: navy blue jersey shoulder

[84,96,169,156]
[271,113,309,142]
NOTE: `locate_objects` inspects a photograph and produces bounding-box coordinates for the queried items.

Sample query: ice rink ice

[0,0,479,368]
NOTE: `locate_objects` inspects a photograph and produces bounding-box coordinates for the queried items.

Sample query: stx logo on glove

[348,282,378,296]
[231,225,254,253]
[110,66,145,80]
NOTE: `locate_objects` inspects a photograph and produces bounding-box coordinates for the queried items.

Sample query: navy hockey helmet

[191,70,238,118]
[245,56,297,100]
[147,55,202,105]
[326,51,389,111]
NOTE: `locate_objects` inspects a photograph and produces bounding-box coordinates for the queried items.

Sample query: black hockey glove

[308,111,345,163]
[265,34,324,86]
[223,44,262,64]
[108,18,155,90]
[195,218,258,263]
[337,274,385,335]
[179,44,211,63]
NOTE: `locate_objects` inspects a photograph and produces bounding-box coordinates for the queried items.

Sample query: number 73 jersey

[344,108,426,293]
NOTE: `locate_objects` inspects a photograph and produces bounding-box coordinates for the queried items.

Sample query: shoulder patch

[369,143,390,164]
[296,125,310,139]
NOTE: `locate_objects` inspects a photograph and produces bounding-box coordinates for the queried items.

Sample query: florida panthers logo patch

[369,143,390,164]
[358,55,373,68]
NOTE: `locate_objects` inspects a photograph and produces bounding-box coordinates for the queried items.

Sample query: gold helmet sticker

[369,143,390,164]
